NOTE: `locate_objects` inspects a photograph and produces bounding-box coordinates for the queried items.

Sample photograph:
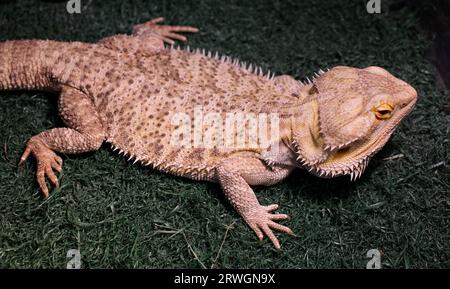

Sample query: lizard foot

[132,17,199,45]
[19,137,63,198]
[244,204,294,249]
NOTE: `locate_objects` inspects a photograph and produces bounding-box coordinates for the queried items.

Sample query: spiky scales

[0,18,417,249]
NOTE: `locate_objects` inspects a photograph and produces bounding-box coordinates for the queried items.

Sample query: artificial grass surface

[0,0,449,268]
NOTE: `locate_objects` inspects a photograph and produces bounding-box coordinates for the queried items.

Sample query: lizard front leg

[19,86,106,197]
[216,157,295,249]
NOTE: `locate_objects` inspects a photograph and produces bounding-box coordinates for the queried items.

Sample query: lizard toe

[21,137,63,198]
[245,204,292,249]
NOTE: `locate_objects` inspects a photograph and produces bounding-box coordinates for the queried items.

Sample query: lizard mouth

[302,97,416,181]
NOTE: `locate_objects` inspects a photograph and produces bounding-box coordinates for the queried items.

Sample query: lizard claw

[132,17,199,45]
[244,204,294,249]
[19,137,63,198]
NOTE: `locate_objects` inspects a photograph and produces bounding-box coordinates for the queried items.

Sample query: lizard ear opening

[315,67,372,151]
[292,99,329,166]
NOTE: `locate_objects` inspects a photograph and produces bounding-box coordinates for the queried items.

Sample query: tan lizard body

[0,18,417,249]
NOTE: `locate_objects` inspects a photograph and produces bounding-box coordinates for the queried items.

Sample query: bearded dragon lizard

[0,18,417,249]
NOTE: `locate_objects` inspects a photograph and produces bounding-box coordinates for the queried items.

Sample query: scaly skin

[0,18,417,249]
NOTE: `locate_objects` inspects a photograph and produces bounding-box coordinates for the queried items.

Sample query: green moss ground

[0,0,449,268]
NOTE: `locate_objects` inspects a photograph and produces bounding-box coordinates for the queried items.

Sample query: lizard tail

[0,40,64,91]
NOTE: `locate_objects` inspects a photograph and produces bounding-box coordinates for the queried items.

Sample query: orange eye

[372,102,394,120]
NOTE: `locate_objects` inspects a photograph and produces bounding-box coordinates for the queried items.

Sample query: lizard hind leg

[98,17,199,55]
[19,139,63,198]
[19,86,106,197]
[132,17,199,45]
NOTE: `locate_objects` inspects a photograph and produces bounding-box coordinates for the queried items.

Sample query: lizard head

[293,66,417,180]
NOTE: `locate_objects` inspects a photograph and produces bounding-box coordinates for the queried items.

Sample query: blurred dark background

[390,0,450,89]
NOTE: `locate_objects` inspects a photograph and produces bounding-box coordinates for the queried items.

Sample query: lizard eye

[372,102,394,120]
